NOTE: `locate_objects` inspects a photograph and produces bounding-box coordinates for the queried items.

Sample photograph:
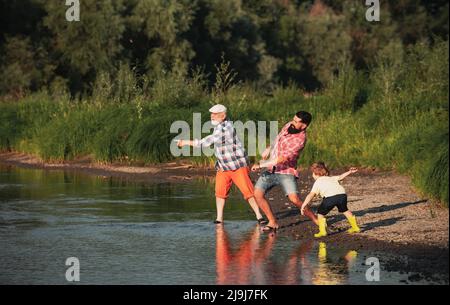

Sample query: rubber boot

[314,218,327,238]
[347,215,360,234]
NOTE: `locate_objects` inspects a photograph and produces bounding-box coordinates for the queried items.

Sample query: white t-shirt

[311,176,346,198]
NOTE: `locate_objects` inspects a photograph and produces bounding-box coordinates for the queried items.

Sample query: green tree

[0,36,55,97]
[126,0,195,79]
[187,0,266,84]
[43,0,125,93]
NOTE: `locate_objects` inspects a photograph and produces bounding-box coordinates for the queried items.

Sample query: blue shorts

[254,171,299,196]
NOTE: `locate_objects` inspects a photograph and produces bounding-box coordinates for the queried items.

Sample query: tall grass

[0,41,448,205]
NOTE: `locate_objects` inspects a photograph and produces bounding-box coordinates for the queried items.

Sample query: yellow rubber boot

[314,218,327,238]
[347,216,360,234]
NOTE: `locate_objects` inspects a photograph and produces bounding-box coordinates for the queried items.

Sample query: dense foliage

[0,0,448,205]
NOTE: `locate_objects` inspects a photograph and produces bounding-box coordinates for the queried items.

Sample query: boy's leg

[230,167,263,220]
[343,210,360,233]
[343,210,353,218]
[215,170,233,222]
[339,195,360,233]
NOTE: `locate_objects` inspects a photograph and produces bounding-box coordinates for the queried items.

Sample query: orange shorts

[215,167,254,200]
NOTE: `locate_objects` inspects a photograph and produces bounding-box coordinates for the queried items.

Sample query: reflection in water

[215,225,358,285]
[216,224,274,284]
[312,242,358,285]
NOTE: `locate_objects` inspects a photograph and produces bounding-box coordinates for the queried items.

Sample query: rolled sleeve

[194,125,224,147]
[194,134,215,147]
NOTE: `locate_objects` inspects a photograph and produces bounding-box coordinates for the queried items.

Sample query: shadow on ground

[275,200,428,233]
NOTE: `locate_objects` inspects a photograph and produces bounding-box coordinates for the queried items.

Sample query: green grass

[1,41,448,206]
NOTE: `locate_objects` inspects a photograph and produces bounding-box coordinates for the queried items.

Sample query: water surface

[0,164,446,285]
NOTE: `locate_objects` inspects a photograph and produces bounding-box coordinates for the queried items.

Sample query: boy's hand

[176,140,183,147]
[300,203,307,215]
[349,167,358,174]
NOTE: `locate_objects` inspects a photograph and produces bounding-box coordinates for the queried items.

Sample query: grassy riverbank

[1,41,448,205]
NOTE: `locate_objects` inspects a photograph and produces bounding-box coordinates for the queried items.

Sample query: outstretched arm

[261,146,271,160]
[176,139,194,147]
[251,156,288,171]
[300,192,317,215]
[177,132,217,148]
[337,167,358,181]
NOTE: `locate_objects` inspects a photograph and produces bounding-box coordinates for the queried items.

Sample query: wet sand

[1,151,448,282]
[266,169,448,283]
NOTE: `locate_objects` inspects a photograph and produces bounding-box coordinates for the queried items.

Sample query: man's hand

[251,164,261,172]
[276,156,287,164]
[176,140,184,147]
[261,147,271,160]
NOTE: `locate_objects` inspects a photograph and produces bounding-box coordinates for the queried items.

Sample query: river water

[0,164,446,285]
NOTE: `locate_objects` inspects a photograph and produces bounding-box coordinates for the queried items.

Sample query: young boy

[300,162,360,238]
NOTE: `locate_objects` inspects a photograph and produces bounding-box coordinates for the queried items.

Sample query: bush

[126,108,189,163]
[1,41,448,206]
[149,71,207,108]
[0,103,22,150]
[90,104,136,162]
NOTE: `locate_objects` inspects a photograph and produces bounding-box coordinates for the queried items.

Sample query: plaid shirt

[193,120,248,171]
[270,122,307,177]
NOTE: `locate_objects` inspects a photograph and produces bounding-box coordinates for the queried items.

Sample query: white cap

[209,104,227,113]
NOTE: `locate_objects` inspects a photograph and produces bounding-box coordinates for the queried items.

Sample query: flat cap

[209,104,227,113]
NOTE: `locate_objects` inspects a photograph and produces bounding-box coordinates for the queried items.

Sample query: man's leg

[215,197,226,223]
[254,189,279,228]
[215,170,233,222]
[278,174,319,226]
[247,197,264,220]
[253,171,279,229]
[230,167,263,220]
[287,193,319,225]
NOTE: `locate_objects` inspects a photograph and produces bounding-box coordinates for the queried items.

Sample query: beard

[287,124,302,134]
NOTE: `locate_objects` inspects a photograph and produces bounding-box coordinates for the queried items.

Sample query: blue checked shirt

[193,120,249,171]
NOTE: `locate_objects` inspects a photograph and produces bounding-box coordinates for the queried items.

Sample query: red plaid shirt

[271,123,307,177]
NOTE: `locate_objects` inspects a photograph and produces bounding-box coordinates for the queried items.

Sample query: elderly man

[251,111,319,232]
[177,104,278,227]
